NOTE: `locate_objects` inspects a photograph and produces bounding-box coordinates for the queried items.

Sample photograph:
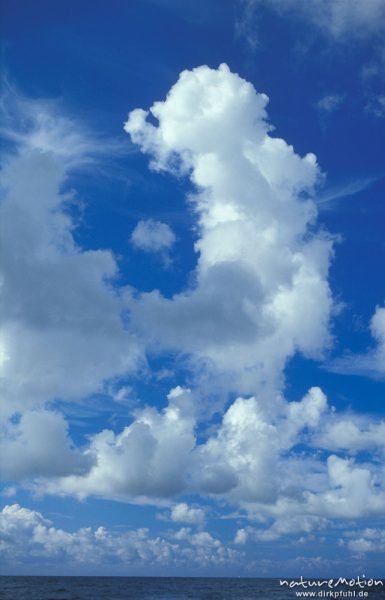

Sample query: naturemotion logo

[279,576,384,598]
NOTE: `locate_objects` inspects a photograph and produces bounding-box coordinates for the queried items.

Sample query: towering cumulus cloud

[125,64,333,394]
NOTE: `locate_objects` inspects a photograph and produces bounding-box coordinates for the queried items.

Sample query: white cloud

[306,455,385,519]
[0,409,92,480]
[37,382,382,529]
[314,417,385,453]
[173,526,191,540]
[235,515,328,543]
[125,64,333,394]
[304,0,385,37]
[0,81,126,162]
[193,387,328,503]
[236,1,385,118]
[316,175,379,209]
[367,95,385,118]
[344,528,385,553]
[131,219,176,253]
[22,380,385,532]
[189,531,221,548]
[237,0,385,45]
[0,504,241,571]
[0,93,142,421]
[234,528,248,545]
[317,94,344,114]
[2,68,385,551]
[329,305,385,378]
[42,387,196,501]
[370,305,385,362]
[170,503,206,527]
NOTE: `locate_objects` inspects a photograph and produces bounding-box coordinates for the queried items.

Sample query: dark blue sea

[1,577,385,600]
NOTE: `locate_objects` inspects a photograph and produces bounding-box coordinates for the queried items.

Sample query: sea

[0,576,385,600]
[1,577,385,600]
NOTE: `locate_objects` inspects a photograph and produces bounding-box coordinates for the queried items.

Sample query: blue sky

[0,0,385,578]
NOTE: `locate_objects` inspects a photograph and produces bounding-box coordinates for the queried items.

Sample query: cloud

[41,386,196,501]
[125,64,333,394]
[35,382,385,529]
[305,0,385,38]
[131,219,176,253]
[343,528,385,553]
[361,49,385,117]
[306,454,385,519]
[237,0,385,45]
[316,175,380,208]
[234,528,248,545]
[0,80,126,162]
[235,514,328,543]
[2,67,385,553]
[316,94,345,128]
[170,503,206,527]
[317,94,344,115]
[0,410,92,480]
[0,504,240,572]
[236,2,385,118]
[328,305,385,378]
[193,387,328,503]
[314,417,385,453]
[0,91,143,421]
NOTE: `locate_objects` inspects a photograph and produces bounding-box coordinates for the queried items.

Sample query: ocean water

[0,577,384,600]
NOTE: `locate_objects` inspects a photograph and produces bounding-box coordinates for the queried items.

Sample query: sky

[0,0,385,578]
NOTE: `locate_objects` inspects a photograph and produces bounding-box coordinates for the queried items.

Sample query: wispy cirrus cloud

[0,81,129,163]
[316,174,381,209]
